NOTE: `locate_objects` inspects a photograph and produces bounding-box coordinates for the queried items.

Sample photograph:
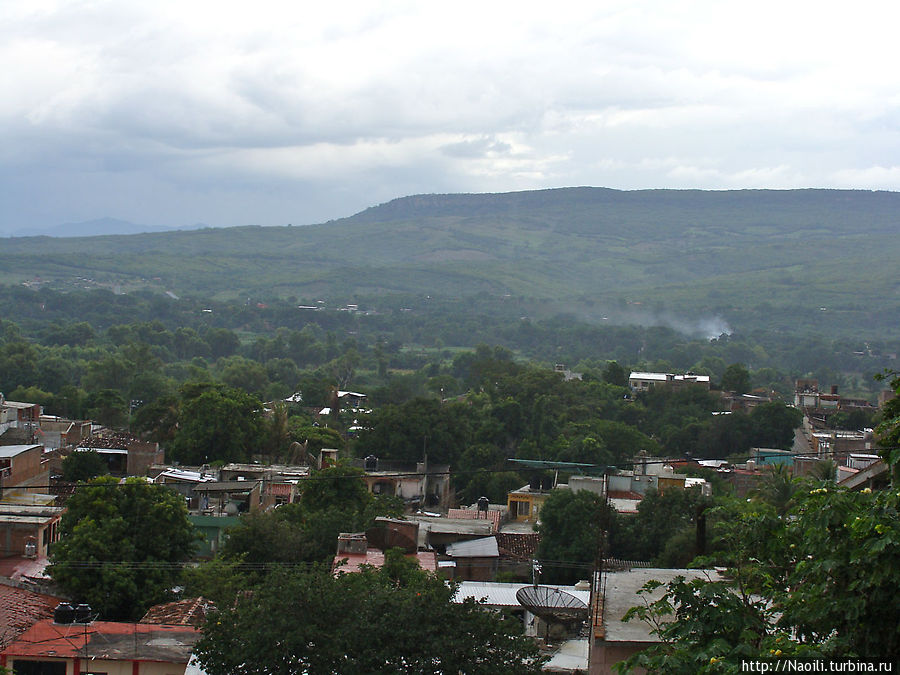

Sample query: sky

[3,0,900,234]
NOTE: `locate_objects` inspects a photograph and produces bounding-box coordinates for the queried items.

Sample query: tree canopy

[49,477,197,620]
[616,484,900,671]
[60,449,109,483]
[536,489,616,584]
[194,552,545,675]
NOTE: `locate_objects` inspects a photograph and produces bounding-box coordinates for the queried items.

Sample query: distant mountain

[7,218,210,238]
[1,187,898,339]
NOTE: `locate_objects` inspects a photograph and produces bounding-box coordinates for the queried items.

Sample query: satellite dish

[516,585,588,624]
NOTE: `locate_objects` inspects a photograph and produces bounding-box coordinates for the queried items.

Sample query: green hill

[3,187,898,338]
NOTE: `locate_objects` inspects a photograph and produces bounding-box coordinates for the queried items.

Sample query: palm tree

[755,464,797,516]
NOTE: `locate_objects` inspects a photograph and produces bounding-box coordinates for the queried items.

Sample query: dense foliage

[207,463,404,579]
[48,477,197,620]
[194,552,545,675]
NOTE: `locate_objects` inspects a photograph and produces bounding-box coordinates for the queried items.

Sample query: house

[0,503,64,559]
[443,536,499,581]
[0,444,47,491]
[192,480,263,516]
[628,372,710,392]
[219,462,310,508]
[453,580,590,637]
[0,397,42,440]
[331,526,438,575]
[750,447,795,467]
[721,391,771,412]
[589,567,721,674]
[718,464,765,497]
[407,514,496,550]
[337,390,367,409]
[1,616,201,675]
[794,378,821,408]
[794,379,877,414]
[446,505,503,533]
[495,531,541,579]
[809,429,872,460]
[838,458,890,492]
[507,475,556,523]
[554,364,583,381]
[152,467,216,508]
[37,417,92,451]
[354,456,451,510]
[78,432,165,476]
[188,514,242,558]
[454,580,592,671]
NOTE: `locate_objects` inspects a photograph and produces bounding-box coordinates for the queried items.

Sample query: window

[11,660,67,675]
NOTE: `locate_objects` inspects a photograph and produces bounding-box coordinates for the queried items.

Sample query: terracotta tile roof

[139,597,214,627]
[2,619,199,662]
[0,582,62,649]
[495,532,541,560]
[267,482,293,496]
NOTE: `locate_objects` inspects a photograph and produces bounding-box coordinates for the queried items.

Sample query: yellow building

[507,485,552,523]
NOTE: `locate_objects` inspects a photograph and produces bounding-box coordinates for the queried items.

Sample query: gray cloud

[2,1,900,232]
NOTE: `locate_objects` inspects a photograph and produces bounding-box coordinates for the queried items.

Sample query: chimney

[831,385,838,395]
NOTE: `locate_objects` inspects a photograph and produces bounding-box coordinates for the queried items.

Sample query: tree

[753,464,797,516]
[219,464,403,569]
[602,360,629,387]
[85,388,129,428]
[613,487,711,564]
[61,449,108,483]
[616,486,900,670]
[749,402,802,449]
[298,462,371,514]
[193,553,545,674]
[720,363,751,394]
[536,489,616,584]
[49,477,197,620]
[170,383,263,464]
[875,370,900,483]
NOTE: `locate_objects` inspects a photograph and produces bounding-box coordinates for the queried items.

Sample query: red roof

[0,555,50,582]
[332,548,438,574]
[0,583,62,649]
[2,619,199,663]
[607,490,644,500]
[267,483,293,496]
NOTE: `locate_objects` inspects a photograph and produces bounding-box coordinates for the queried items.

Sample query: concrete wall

[5,446,44,487]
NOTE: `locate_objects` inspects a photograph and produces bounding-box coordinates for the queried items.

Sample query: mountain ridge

[1,187,897,338]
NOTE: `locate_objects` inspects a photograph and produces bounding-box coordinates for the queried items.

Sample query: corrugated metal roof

[0,445,41,459]
[445,536,499,558]
[453,582,589,608]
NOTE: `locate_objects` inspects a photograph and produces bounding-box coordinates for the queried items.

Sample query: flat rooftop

[601,568,721,643]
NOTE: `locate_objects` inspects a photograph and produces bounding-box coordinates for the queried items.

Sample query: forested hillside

[2,187,898,340]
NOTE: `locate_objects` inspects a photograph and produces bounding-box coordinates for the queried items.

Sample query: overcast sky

[3,0,900,233]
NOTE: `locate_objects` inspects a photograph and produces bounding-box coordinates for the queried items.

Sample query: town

[1,364,896,674]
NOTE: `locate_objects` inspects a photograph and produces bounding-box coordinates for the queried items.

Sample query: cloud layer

[4,0,900,231]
